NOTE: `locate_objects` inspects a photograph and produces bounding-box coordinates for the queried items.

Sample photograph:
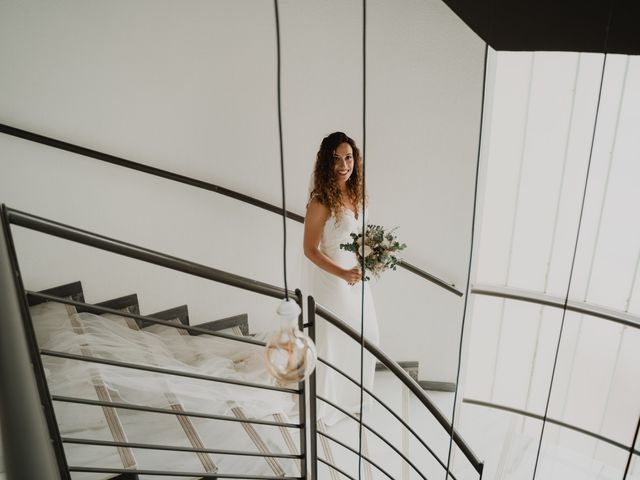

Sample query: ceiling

[441,0,640,54]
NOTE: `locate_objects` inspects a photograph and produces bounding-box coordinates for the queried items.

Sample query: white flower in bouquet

[340,224,407,281]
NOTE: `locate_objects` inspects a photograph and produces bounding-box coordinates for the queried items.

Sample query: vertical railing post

[307,295,318,480]
[295,289,307,479]
[0,205,67,479]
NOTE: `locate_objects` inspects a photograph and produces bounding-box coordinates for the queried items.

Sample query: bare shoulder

[305,197,330,222]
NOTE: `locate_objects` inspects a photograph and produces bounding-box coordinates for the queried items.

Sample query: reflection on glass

[537,424,630,480]
[458,402,542,479]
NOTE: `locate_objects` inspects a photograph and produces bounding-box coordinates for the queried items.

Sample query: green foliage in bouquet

[340,224,407,281]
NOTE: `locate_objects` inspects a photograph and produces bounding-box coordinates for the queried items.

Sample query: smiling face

[333,142,354,187]
[311,132,365,219]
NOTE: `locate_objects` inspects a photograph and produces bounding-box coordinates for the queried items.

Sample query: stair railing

[0,205,482,479]
[307,297,484,480]
[1,205,305,480]
[0,205,63,480]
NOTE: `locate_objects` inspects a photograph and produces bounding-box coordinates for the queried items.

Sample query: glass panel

[547,313,640,448]
[476,50,605,296]
[569,55,640,311]
[628,453,640,480]
[464,296,563,414]
[537,423,630,479]
[457,402,543,479]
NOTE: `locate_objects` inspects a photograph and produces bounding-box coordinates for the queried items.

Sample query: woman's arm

[304,199,361,284]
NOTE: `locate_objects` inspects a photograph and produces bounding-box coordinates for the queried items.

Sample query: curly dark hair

[310,132,366,221]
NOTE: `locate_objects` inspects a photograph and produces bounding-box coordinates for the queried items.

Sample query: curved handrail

[312,300,483,474]
[463,398,640,455]
[472,284,640,330]
[0,123,463,296]
[6,207,293,300]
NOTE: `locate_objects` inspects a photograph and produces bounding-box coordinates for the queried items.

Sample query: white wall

[0,0,485,382]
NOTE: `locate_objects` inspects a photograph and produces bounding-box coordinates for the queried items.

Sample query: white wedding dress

[304,207,380,426]
[30,301,300,479]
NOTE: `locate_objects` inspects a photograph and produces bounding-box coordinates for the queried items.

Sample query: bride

[303,131,380,426]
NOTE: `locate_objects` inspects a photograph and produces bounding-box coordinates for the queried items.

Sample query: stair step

[418,380,456,392]
[375,361,419,381]
[146,304,190,328]
[375,361,456,391]
[192,313,249,336]
[27,281,84,306]
[77,293,140,316]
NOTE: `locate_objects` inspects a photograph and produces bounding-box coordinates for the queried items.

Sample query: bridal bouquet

[340,225,407,281]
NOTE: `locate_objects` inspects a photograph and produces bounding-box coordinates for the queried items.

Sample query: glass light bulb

[264,299,317,383]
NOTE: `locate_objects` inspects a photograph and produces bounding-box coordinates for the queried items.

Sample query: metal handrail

[0,123,462,296]
[41,349,300,394]
[472,284,640,330]
[7,207,293,300]
[312,300,483,474]
[61,437,303,459]
[67,467,300,479]
[53,395,302,428]
[0,207,64,479]
[317,458,356,480]
[463,398,640,455]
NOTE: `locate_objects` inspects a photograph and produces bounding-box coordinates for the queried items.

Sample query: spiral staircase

[0,127,483,480]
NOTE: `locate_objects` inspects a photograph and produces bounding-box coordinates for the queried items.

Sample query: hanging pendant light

[264,0,316,383]
[265,299,317,383]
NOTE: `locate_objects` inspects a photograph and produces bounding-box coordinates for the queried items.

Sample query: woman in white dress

[303,132,380,426]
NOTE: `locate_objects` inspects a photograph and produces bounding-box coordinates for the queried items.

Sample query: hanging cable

[531,5,615,478]
[273,0,288,301]
[622,415,640,480]
[444,42,489,480]
[357,1,367,479]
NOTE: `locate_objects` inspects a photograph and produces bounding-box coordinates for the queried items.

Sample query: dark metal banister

[68,467,299,479]
[53,395,303,428]
[61,437,303,459]
[472,284,640,330]
[313,301,483,474]
[0,205,64,479]
[41,349,300,394]
[6,207,294,300]
[463,398,640,455]
[0,123,462,296]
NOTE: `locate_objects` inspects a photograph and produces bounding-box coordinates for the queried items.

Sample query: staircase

[27,280,302,480]
[0,205,482,480]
